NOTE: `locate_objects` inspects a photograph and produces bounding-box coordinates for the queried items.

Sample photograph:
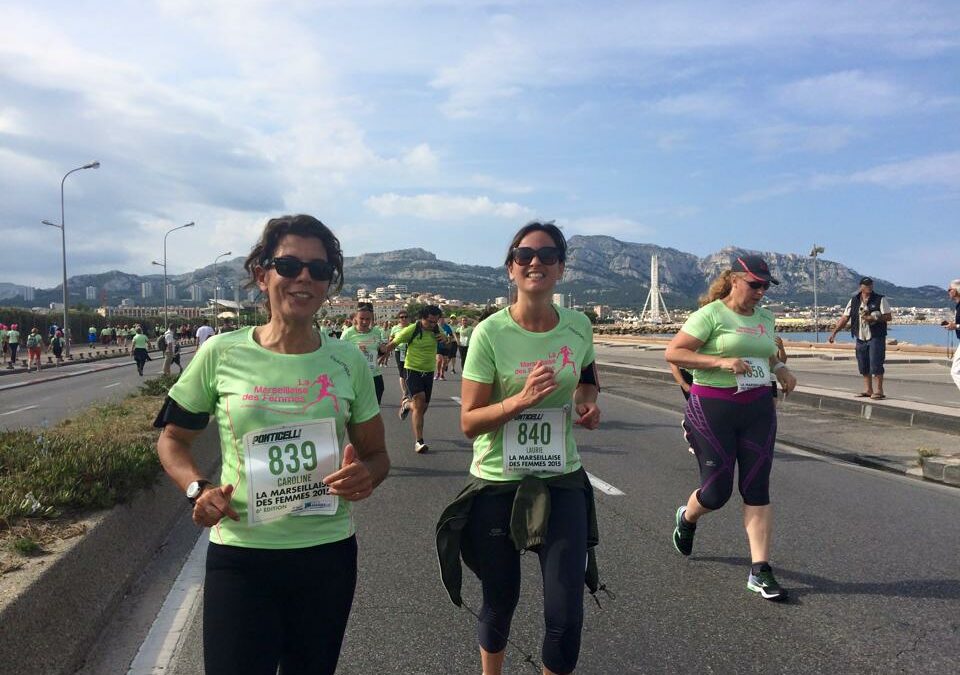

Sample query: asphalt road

[594,343,960,410]
[73,365,959,674]
[0,350,194,430]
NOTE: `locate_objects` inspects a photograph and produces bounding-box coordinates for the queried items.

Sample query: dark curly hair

[243,215,344,317]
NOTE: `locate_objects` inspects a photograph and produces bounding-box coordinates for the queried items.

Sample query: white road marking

[1,404,39,416]
[103,382,121,388]
[586,472,626,496]
[128,532,207,674]
[451,396,462,405]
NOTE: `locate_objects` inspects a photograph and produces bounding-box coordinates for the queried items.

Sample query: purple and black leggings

[684,385,777,509]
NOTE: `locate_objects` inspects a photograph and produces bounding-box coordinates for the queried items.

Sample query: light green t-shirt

[456,325,474,346]
[462,306,596,482]
[26,333,42,348]
[681,299,777,388]
[390,321,441,373]
[389,324,409,360]
[340,326,386,377]
[167,327,380,550]
[7,330,19,345]
[131,333,148,349]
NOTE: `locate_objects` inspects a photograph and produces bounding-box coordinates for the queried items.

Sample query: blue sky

[2,0,958,290]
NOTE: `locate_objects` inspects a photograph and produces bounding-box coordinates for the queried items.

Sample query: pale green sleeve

[681,304,715,343]
[462,322,496,384]
[167,341,219,414]
[348,349,380,424]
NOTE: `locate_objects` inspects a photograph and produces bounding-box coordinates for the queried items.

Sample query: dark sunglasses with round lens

[510,246,562,266]
[746,279,770,290]
[264,257,335,281]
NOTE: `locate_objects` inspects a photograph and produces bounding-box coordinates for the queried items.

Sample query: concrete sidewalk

[598,362,960,488]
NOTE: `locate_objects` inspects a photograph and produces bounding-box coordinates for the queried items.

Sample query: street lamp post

[152,222,195,332]
[213,251,232,331]
[40,161,100,356]
[810,245,825,343]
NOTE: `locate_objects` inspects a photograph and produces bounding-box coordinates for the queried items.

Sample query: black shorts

[405,369,434,404]
[445,343,458,358]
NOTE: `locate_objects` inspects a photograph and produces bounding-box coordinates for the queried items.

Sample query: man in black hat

[828,277,892,399]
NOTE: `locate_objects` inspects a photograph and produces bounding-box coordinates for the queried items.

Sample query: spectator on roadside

[26,327,43,372]
[162,326,177,376]
[1,324,8,360]
[7,323,20,367]
[50,329,66,365]
[828,277,892,400]
[195,319,215,347]
[88,325,97,346]
[945,279,960,393]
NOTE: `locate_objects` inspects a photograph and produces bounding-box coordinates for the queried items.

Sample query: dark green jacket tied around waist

[435,467,601,607]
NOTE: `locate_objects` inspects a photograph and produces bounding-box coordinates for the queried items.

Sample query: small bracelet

[499,400,506,417]
[772,362,788,373]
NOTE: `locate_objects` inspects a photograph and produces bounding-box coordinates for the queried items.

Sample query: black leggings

[465,488,587,675]
[684,392,777,509]
[203,536,357,675]
[373,374,384,405]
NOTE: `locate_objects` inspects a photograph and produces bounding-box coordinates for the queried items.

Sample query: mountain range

[0,235,945,309]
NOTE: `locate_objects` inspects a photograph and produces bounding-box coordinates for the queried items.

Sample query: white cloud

[740,123,857,155]
[365,193,533,220]
[561,216,655,239]
[775,70,932,118]
[849,152,960,190]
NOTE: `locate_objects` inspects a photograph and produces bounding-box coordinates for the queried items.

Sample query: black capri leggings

[684,392,777,509]
[203,536,357,675]
[465,487,587,675]
[373,374,384,404]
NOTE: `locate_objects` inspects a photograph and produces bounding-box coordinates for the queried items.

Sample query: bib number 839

[516,422,551,446]
[268,441,318,476]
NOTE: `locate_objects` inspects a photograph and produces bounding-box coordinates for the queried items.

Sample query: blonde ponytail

[699,270,736,306]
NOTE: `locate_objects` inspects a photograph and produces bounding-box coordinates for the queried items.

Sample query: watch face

[186,481,204,499]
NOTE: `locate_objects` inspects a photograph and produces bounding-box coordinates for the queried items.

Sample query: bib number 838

[268,441,319,476]
[516,422,551,446]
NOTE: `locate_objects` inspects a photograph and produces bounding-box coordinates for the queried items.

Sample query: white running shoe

[414,441,429,454]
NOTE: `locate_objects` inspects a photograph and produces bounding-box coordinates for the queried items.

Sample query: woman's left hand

[574,402,601,430]
[776,368,797,396]
[323,443,374,501]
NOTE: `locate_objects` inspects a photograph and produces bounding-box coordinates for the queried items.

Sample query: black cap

[735,255,779,285]
[859,276,874,286]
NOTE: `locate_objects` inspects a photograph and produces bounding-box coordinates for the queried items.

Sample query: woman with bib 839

[443,221,601,675]
[155,215,389,674]
[664,255,796,601]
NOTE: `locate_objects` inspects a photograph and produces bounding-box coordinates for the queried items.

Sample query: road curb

[598,364,957,489]
[0,429,220,675]
[597,361,960,435]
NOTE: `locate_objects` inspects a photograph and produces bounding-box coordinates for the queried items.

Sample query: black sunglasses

[264,257,335,281]
[746,280,770,290]
[397,314,408,318]
[511,246,563,266]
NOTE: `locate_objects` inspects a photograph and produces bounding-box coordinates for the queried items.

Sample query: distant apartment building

[120,298,135,307]
[495,296,508,307]
[189,284,205,302]
[165,284,177,301]
[552,293,565,308]
[21,286,34,301]
[141,282,154,298]
[85,286,97,300]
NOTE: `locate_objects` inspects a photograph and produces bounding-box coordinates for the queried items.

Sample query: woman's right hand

[192,484,240,528]
[514,361,559,411]
[719,357,750,374]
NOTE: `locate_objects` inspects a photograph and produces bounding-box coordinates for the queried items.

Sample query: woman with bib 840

[155,215,389,675]
[665,255,796,602]
[449,221,601,675]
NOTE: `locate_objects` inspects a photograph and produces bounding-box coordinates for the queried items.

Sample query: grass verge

[0,375,177,570]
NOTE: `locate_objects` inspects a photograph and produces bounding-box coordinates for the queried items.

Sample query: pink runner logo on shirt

[240,373,340,414]
[556,345,578,376]
[736,324,767,337]
[512,346,578,378]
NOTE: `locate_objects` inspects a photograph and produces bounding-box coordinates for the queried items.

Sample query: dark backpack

[157,335,167,352]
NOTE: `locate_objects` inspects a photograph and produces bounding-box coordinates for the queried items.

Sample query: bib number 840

[268,441,319,476]
[516,422,551,446]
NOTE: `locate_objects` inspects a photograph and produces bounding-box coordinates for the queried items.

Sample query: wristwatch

[185,480,212,505]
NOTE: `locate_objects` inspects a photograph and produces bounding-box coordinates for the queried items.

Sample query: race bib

[360,345,378,371]
[503,407,567,474]
[243,419,340,526]
[735,357,769,393]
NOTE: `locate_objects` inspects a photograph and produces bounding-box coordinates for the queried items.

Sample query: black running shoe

[747,568,788,601]
[672,506,695,556]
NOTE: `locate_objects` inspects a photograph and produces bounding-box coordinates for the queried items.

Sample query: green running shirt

[167,327,380,549]
[390,322,441,373]
[462,306,595,482]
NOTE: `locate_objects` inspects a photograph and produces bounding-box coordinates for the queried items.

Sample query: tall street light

[40,160,100,356]
[152,222,195,332]
[810,244,825,343]
[213,251,232,330]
